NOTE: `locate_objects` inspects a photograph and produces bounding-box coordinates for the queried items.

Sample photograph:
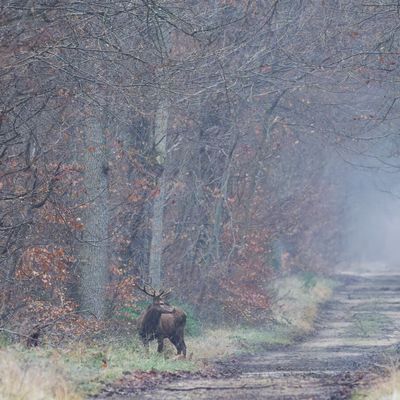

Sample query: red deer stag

[136,284,187,357]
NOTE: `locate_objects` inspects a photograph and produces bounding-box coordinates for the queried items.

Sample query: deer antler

[135,282,157,298]
[158,287,173,298]
[135,281,173,299]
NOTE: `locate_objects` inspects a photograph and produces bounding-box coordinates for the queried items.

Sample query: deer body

[136,284,187,357]
[157,308,187,355]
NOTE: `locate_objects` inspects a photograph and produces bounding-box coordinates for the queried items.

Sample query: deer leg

[180,338,187,358]
[170,335,186,357]
[169,336,180,355]
[157,337,164,353]
[141,337,150,355]
[178,332,187,357]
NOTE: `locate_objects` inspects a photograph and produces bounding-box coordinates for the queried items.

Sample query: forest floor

[95,271,400,400]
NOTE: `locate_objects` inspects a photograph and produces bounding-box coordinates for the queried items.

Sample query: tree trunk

[78,113,109,319]
[148,101,169,289]
[212,129,240,261]
[148,17,171,289]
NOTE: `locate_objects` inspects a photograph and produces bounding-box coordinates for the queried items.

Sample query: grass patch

[187,324,294,359]
[347,312,393,337]
[63,340,196,395]
[230,325,294,348]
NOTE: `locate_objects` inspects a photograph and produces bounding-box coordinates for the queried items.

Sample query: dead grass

[0,349,81,400]
[188,324,294,360]
[352,361,400,400]
[271,275,334,333]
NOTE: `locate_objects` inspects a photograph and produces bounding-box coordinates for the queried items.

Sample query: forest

[1,1,400,399]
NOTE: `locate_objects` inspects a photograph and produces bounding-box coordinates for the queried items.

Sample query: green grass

[5,339,197,397]
[56,339,196,395]
[347,312,393,337]
[230,325,294,349]
[0,333,11,348]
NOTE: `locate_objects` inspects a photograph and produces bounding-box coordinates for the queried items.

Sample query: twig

[164,384,273,391]
[0,327,33,340]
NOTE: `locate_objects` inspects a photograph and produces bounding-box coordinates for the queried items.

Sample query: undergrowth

[0,274,334,399]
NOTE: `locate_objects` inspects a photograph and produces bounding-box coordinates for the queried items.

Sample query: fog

[342,166,400,271]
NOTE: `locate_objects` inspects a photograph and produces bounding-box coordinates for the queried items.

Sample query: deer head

[135,283,174,313]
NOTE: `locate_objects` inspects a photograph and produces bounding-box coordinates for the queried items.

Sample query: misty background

[1,0,400,326]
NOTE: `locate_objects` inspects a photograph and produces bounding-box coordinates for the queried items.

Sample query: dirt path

[101,273,400,399]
